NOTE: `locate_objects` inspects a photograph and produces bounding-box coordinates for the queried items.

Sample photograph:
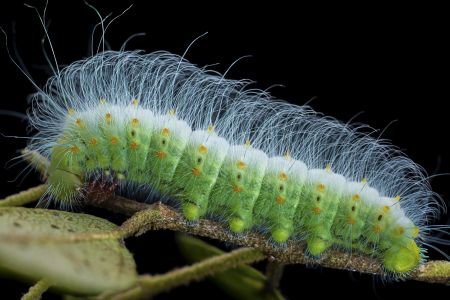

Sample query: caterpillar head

[47,142,83,205]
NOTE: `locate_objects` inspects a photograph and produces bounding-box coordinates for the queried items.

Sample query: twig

[104,248,265,300]
[21,279,51,300]
[265,258,285,290]
[87,191,450,286]
[0,184,47,207]
[21,149,450,285]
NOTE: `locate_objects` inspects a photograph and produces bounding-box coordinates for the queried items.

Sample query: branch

[103,248,265,300]
[21,279,51,300]
[0,184,47,207]
[21,149,450,285]
[87,189,450,286]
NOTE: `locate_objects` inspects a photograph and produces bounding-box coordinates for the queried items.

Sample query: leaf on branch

[0,207,138,296]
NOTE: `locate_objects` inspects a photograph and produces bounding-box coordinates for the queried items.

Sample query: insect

[2,3,449,280]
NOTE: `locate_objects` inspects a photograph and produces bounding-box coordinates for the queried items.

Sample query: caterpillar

[3,4,449,280]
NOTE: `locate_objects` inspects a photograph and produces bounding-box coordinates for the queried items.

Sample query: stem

[265,258,285,290]
[21,149,450,286]
[106,248,265,300]
[0,184,48,207]
[21,279,51,300]
[91,198,450,286]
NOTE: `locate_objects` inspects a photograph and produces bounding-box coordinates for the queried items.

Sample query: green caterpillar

[46,96,421,275]
[10,32,442,278]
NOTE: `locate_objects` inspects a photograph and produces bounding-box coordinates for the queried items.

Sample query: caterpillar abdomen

[47,94,420,274]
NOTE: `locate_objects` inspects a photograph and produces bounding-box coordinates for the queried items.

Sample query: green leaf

[176,234,285,300]
[0,207,138,296]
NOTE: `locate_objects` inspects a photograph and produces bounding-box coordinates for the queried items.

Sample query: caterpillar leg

[306,237,331,257]
[271,226,291,244]
[383,240,421,273]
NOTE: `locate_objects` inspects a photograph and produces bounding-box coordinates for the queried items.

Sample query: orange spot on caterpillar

[105,112,112,123]
[130,141,139,150]
[156,151,166,160]
[75,118,83,127]
[89,138,97,145]
[161,127,170,137]
[275,195,285,204]
[198,144,208,154]
[131,118,140,127]
[279,172,288,181]
[312,207,321,215]
[383,206,390,213]
[237,160,247,170]
[192,168,201,176]
[111,136,118,145]
[233,185,242,193]
[347,217,356,225]
[352,194,361,201]
[70,145,80,154]
[396,226,405,235]
[317,183,326,192]
[373,225,381,234]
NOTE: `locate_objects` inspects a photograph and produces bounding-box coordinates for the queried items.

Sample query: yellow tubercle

[352,194,361,201]
[67,108,76,116]
[161,127,170,137]
[198,144,208,154]
[105,112,112,123]
[237,160,247,170]
[279,172,288,181]
[192,168,201,176]
[284,151,291,160]
[275,195,285,204]
[132,98,139,107]
[412,226,420,238]
[131,118,140,127]
[70,145,80,154]
[317,183,326,193]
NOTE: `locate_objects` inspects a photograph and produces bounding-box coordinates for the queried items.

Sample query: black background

[1,1,449,299]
